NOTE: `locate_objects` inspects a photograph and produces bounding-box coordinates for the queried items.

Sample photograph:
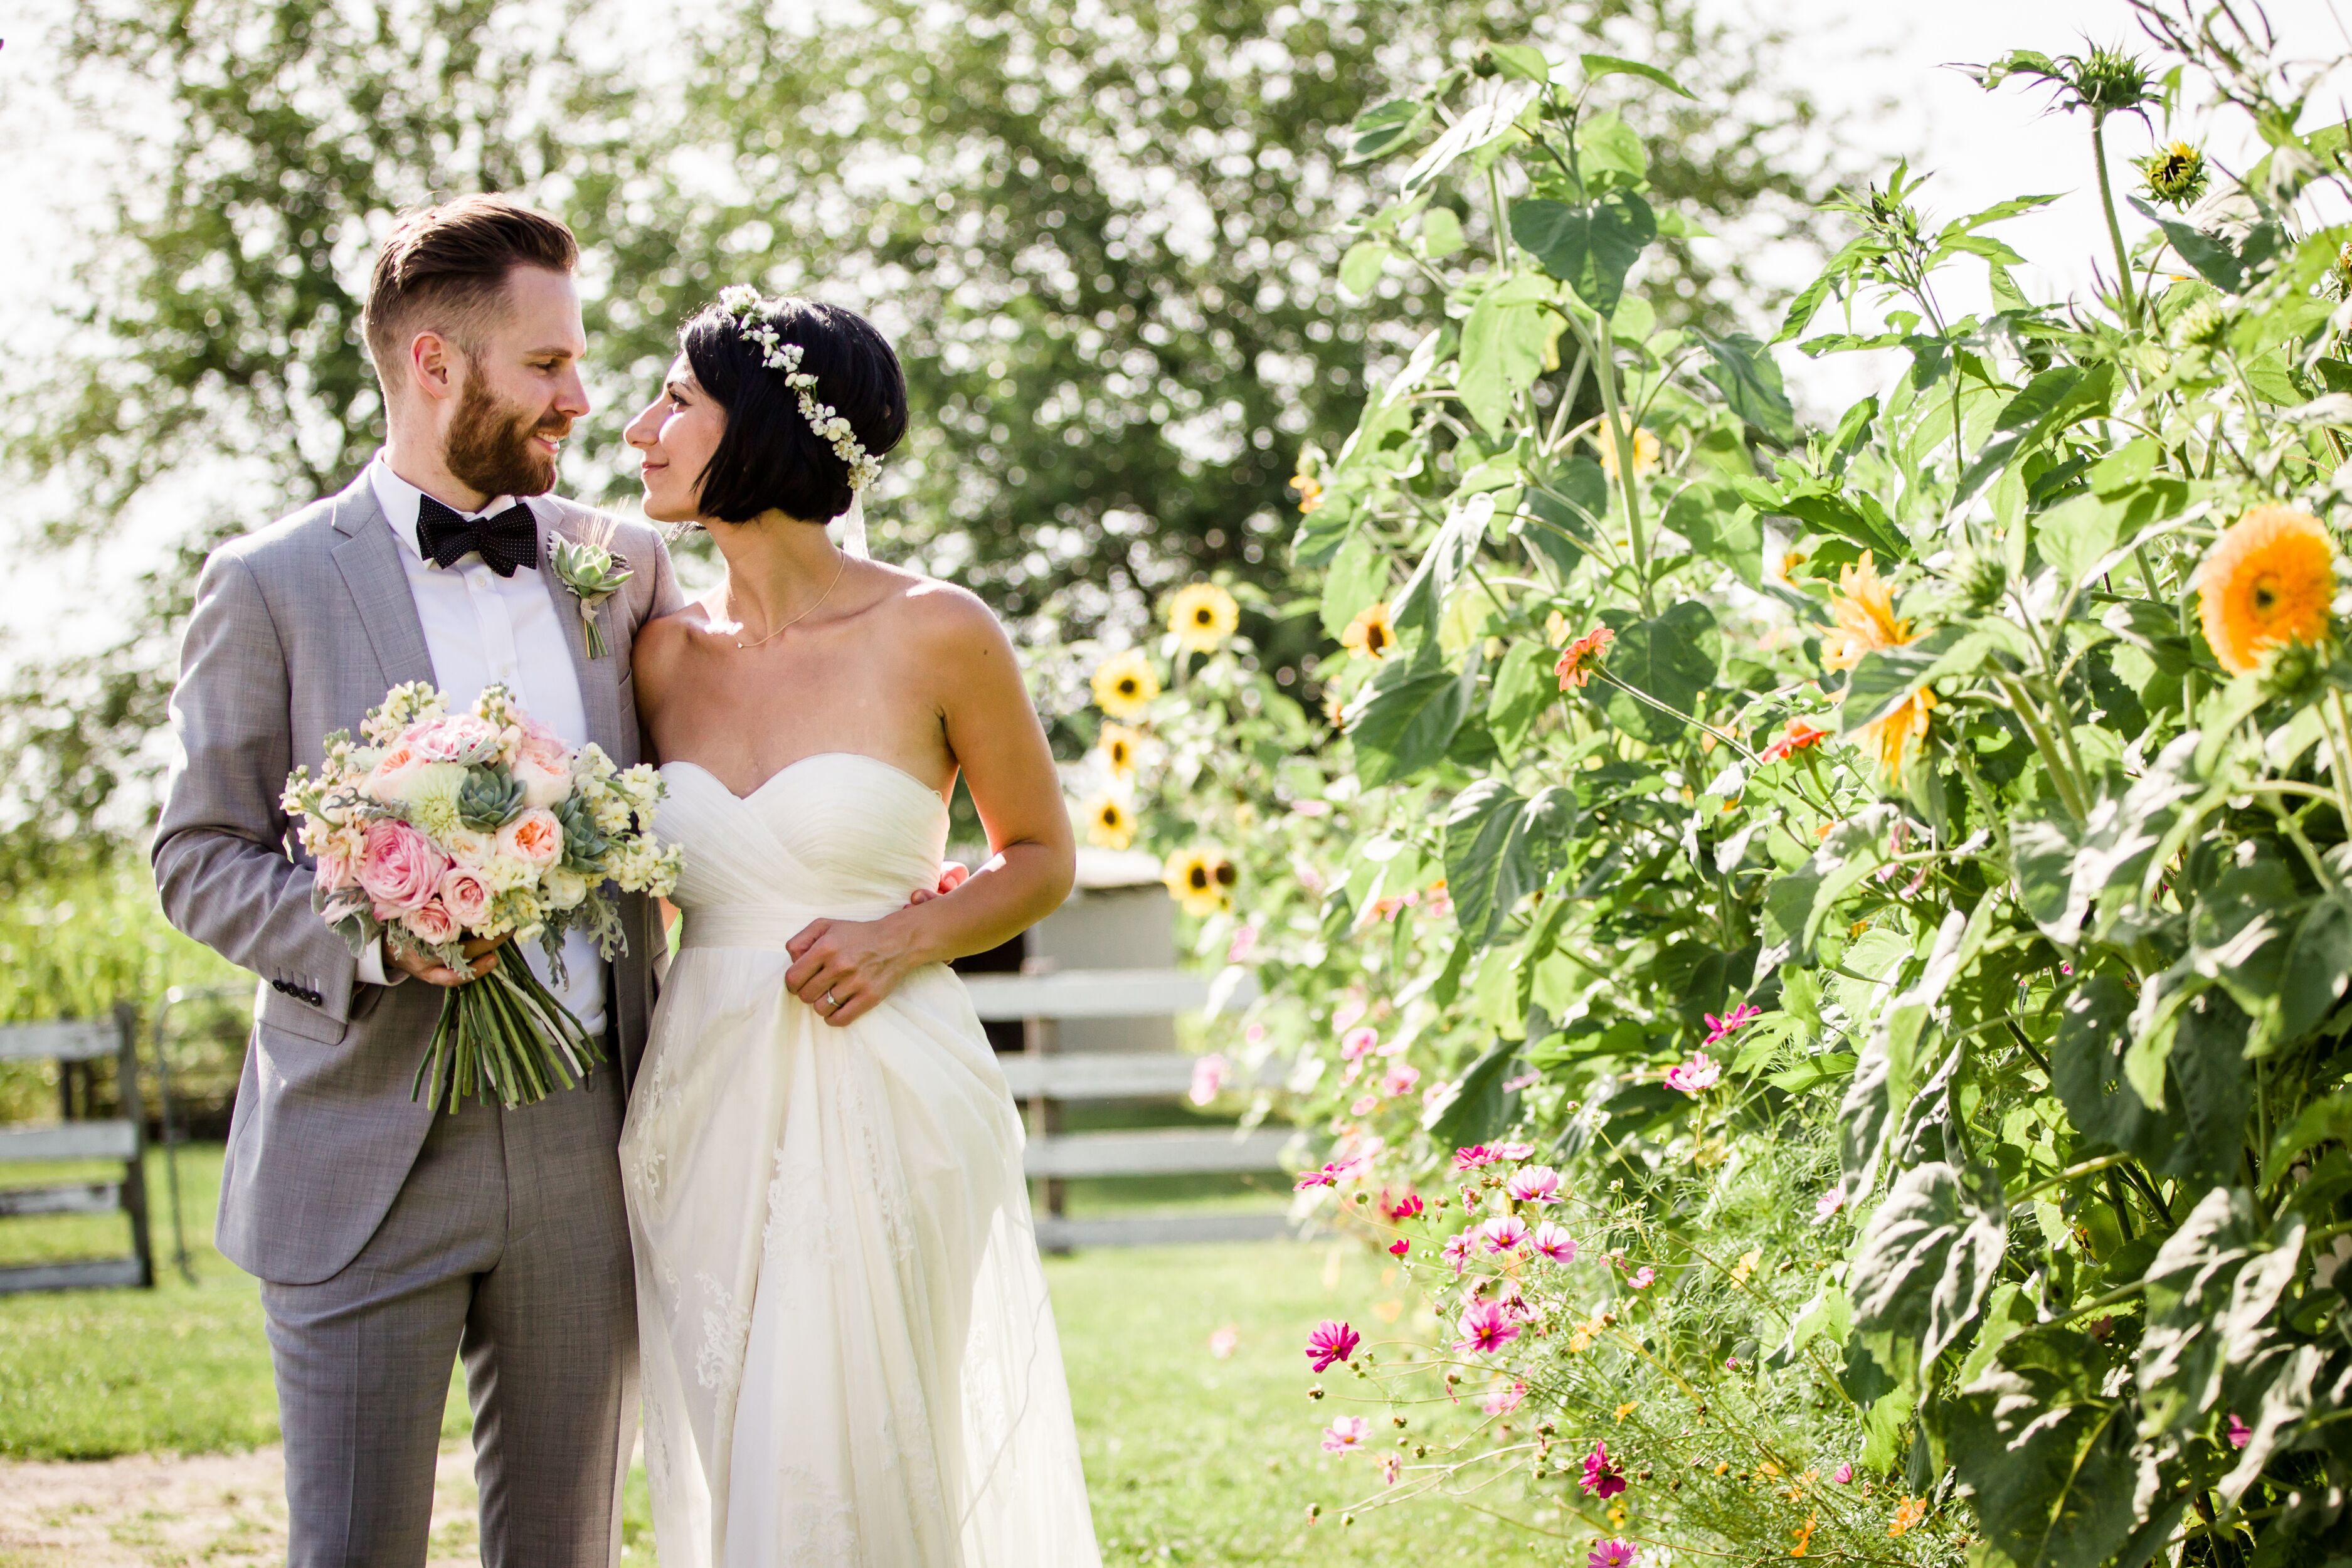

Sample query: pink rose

[495,807,565,869]
[357,819,451,916]
[409,714,499,763]
[363,743,428,804]
[401,898,458,946]
[438,866,493,928]
[511,746,573,810]
[313,840,361,893]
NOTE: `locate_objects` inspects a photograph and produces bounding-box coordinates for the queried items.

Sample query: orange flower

[1866,687,1936,784]
[2195,505,2336,675]
[1888,1496,1929,1539]
[1760,718,1830,763]
[1596,423,1660,480]
[1342,602,1396,660]
[1555,625,1615,689]
[1819,553,1911,672]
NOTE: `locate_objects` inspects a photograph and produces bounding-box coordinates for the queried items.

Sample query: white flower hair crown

[716,285,883,492]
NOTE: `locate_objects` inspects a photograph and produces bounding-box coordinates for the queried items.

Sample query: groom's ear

[406,329,460,404]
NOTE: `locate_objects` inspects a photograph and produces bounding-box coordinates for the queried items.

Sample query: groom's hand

[904,861,970,907]
[390,935,505,988]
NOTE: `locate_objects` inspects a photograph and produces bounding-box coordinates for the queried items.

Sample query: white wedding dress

[619,753,1101,1567]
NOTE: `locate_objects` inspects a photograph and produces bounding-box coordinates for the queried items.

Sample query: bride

[616,287,1101,1567]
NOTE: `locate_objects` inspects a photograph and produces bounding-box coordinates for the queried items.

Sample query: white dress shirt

[359,455,606,1037]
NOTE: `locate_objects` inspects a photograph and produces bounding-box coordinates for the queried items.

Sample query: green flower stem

[1993,672,2091,824]
[1586,670,1761,765]
[2090,110,2140,328]
[2324,688,2352,826]
[1589,319,1653,615]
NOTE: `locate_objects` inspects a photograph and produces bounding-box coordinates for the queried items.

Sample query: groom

[154,194,682,1567]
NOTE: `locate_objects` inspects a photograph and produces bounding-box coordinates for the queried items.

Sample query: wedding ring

[824,990,838,1010]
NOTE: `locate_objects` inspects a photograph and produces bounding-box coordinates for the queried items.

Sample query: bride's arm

[783,590,1074,1026]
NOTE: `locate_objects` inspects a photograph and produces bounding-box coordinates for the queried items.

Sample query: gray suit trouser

[259,1070,637,1568]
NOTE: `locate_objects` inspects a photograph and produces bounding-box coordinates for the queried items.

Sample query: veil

[833,495,871,559]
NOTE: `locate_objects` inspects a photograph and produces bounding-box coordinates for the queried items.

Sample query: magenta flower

[1507,1165,1562,1204]
[1533,1222,1577,1264]
[1382,1063,1421,1096]
[1379,1452,1402,1486]
[1305,1320,1360,1372]
[1388,1239,1409,1256]
[1294,1165,1337,1191]
[1831,1461,1854,1485]
[1321,1415,1370,1453]
[1456,1300,1522,1354]
[1588,1540,1638,1568]
[1702,1002,1760,1047]
[1340,1025,1380,1061]
[1453,1144,1499,1171]
[1628,1265,1655,1289]
[2227,1413,2252,1449]
[1481,1380,1528,1417]
[1664,1050,1722,1096]
[1495,1140,1537,1160]
[1581,1439,1628,1498]
[1441,1231,1476,1276]
[1381,1190,1424,1222]
[1481,1216,1530,1254]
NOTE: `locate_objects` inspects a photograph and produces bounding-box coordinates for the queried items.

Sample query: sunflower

[1291,452,1325,514]
[2197,506,2337,675]
[1083,794,1136,850]
[1096,723,1143,778]
[1864,687,1936,784]
[1818,553,1912,672]
[1091,649,1162,719]
[1168,582,1241,654]
[1341,601,1396,660]
[2137,140,2208,208]
[1596,423,1661,481]
[1163,847,1234,916]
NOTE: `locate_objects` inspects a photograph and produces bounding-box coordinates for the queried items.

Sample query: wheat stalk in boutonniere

[551,539,634,659]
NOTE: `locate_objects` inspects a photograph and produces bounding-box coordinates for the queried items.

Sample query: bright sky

[0,0,2345,658]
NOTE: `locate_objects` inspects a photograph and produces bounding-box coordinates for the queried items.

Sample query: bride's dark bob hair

[679,294,908,525]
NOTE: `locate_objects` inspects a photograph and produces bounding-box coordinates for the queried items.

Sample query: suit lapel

[530,501,630,766]
[329,476,436,690]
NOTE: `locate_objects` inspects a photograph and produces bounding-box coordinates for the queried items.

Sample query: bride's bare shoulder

[871,566,1008,654]
[632,598,721,686]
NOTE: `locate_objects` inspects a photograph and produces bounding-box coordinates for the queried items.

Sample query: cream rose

[543,866,589,909]
[512,747,573,810]
[496,807,566,870]
[443,827,494,867]
[363,743,427,803]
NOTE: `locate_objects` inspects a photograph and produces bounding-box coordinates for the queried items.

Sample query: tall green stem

[2091,112,2139,328]
[1591,320,1653,615]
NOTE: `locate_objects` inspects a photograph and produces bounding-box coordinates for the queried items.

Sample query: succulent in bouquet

[282,681,681,1111]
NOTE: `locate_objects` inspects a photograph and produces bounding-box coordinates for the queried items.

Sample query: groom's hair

[362,195,578,389]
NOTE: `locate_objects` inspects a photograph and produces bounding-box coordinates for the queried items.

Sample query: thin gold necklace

[729,554,849,651]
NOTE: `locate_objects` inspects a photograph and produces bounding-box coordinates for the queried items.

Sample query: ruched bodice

[621,751,1099,1568]
[657,755,951,944]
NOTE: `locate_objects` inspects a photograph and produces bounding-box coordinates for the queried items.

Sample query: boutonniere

[550,538,635,659]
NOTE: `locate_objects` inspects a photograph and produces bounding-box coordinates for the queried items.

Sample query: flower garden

[1055,16,2352,1567]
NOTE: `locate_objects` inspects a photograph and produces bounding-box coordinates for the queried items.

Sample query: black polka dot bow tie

[415,495,541,577]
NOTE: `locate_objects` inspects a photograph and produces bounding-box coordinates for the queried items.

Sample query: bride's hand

[783,916,913,1027]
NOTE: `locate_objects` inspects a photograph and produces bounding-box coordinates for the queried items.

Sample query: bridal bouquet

[282,681,682,1111]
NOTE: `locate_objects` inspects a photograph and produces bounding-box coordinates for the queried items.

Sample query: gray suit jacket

[153,472,686,1286]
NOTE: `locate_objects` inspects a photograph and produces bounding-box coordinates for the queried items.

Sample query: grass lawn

[2,1145,1522,1565]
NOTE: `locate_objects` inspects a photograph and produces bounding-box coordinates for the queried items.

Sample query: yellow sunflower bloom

[1291,453,1325,514]
[1596,423,1660,480]
[1091,649,1162,719]
[1096,723,1143,778]
[2196,505,2336,675]
[1864,686,1936,784]
[1341,601,1396,660]
[1168,582,1240,654]
[1163,847,1234,917]
[1819,552,1912,672]
[1083,794,1136,850]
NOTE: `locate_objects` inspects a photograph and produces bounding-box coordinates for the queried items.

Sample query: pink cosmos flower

[1340,1026,1380,1061]
[1294,1164,1339,1191]
[437,866,493,928]
[1379,1453,1401,1486]
[1495,1140,1535,1160]
[1815,1185,1847,1222]
[1702,1002,1761,1047]
[358,818,452,916]
[1441,1231,1476,1276]
[1831,1462,1854,1485]
[1588,1539,1638,1568]
[1380,1191,1424,1222]
[1321,1416,1370,1453]
[1189,1053,1230,1106]
[401,898,458,946]
[1664,1051,1722,1096]
[1455,1300,1522,1354]
[1331,997,1367,1034]
[1382,1064,1421,1097]
[1503,1069,1541,1092]
[1388,1239,1409,1256]
[1580,1439,1628,1498]
[1226,923,1259,963]
[2227,1413,2252,1449]
[1481,1380,1528,1417]
[1453,1145,1499,1172]
[1627,1266,1655,1289]
[1481,1216,1530,1254]
[1208,1325,1238,1359]
[1506,1165,1561,1204]
[1532,1222,1577,1264]
[1244,1021,1267,1046]
[1352,1094,1380,1116]
[1327,1151,1373,1182]
[1305,1320,1360,1372]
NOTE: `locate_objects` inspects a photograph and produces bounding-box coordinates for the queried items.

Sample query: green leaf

[1419,206,1465,259]
[2137,1187,2302,1434]
[1487,640,1554,752]
[1698,332,1797,445]
[2051,973,2178,1165]
[1403,80,1540,194]
[2278,897,2352,1041]
[1338,241,1391,297]
[2129,197,2287,293]
[1947,1328,2178,1568]
[1345,98,1429,165]
[1346,655,1476,786]
[1761,807,1894,972]
[1578,51,1695,99]
[1427,1039,1522,1147]
[2164,990,2254,1184]
[1510,192,1658,315]
[1592,599,1719,744]
[2036,491,2122,589]
[1458,275,1559,436]
[1391,492,1496,636]
[1443,780,1534,946]
[1572,112,1648,188]
[1849,1161,2008,1366]
[1485,43,1551,83]
[1664,483,1762,587]
[1319,532,1389,638]
[2269,1086,2352,1173]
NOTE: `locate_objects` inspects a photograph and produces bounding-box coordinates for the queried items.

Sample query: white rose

[444,827,494,867]
[512,749,573,810]
[543,867,588,909]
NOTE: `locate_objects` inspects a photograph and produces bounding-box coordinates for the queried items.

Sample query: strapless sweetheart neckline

[660,752,948,809]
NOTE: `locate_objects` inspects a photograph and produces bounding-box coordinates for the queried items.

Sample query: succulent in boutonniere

[550,538,633,659]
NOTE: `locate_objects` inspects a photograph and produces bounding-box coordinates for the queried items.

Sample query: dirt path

[0,1442,486,1567]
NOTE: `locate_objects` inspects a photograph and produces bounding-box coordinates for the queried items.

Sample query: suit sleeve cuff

[356,937,403,987]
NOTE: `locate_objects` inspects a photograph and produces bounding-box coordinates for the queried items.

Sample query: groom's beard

[443,376,569,499]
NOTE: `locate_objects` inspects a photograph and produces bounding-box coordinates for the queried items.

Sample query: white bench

[0,1008,154,1294]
